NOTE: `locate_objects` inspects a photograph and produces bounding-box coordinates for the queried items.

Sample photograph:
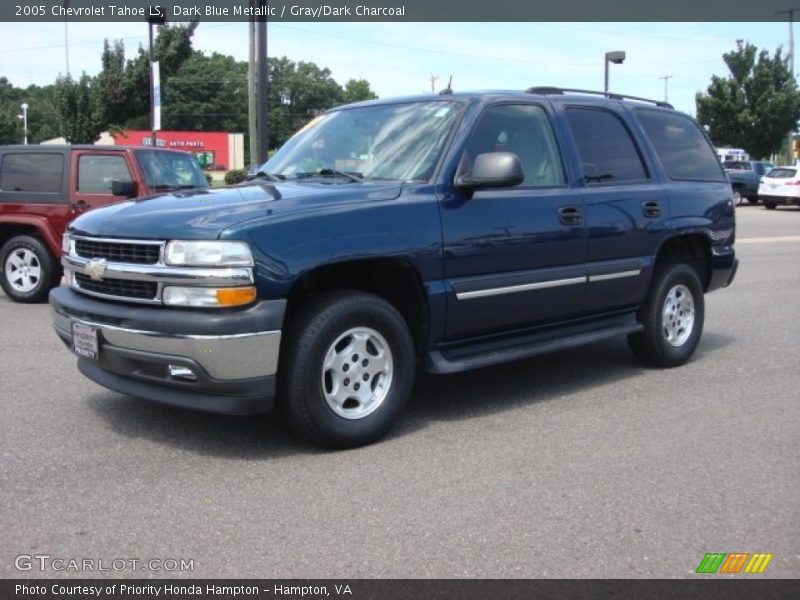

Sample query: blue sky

[0,21,790,115]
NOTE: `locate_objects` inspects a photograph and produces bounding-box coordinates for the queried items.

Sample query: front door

[69,151,136,217]
[440,103,586,340]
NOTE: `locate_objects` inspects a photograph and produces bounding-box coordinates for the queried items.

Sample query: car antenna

[439,75,453,95]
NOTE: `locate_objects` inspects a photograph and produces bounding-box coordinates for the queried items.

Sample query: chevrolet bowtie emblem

[85,259,108,281]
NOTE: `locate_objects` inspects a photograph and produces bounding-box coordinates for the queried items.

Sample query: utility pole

[63,0,70,75]
[658,75,672,103]
[777,8,800,163]
[248,13,258,169]
[428,74,439,93]
[256,17,269,164]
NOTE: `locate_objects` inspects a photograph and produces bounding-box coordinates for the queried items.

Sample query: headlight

[164,240,253,267]
[162,286,257,308]
[62,233,71,255]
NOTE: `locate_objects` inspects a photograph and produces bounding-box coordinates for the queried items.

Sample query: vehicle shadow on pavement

[86,334,734,457]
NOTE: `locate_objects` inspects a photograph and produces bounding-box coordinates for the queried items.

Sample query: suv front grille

[75,239,161,264]
[74,273,158,301]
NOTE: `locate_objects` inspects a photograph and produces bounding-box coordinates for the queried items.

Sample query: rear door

[561,105,665,314]
[70,150,136,216]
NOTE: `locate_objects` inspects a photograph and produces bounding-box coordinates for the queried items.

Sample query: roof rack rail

[525,86,673,109]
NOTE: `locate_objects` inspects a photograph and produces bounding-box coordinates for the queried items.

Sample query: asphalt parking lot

[1,205,798,579]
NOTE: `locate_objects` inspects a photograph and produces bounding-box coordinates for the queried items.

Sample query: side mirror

[455,152,524,192]
[111,180,137,198]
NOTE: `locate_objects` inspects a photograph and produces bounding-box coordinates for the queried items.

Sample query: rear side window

[78,154,132,193]
[766,168,796,178]
[565,108,648,184]
[0,153,64,192]
[636,109,726,182]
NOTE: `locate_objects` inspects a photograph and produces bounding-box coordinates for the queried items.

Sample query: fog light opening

[168,365,197,382]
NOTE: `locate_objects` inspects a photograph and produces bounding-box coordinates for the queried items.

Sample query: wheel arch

[653,233,712,291]
[0,217,62,257]
[285,258,430,356]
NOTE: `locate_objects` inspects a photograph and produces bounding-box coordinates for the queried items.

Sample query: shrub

[224,169,248,185]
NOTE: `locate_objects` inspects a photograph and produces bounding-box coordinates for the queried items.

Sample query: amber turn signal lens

[216,286,257,306]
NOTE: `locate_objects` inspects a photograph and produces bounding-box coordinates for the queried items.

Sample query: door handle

[643,200,661,218]
[72,200,90,211]
[558,206,582,226]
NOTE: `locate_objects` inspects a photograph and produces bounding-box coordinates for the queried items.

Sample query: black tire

[764,202,776,210]
[628,262,705,368]
[279,290,415,448]
[747,196,759,205]
[0,235,59,303]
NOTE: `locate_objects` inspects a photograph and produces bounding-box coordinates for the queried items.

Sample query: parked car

[723,160,774,205]
[757,165,800,209]
[0,145,209,302]
[716,147,749,162]
[50,88,737,447]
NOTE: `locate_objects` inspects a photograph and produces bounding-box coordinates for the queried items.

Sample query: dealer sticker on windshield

[72,322,99,360]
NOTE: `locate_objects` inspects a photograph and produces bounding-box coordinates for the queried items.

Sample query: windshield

[134,150,209,190]
[259,101,464,182]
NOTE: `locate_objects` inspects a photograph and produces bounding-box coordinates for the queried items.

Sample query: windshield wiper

[246,171,285,182]
[152,184,199,191]
[295,169,364,183]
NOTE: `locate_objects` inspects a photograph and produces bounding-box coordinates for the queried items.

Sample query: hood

[69,181,403,240]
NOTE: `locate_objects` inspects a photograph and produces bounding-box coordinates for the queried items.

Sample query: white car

[758,166,800,210]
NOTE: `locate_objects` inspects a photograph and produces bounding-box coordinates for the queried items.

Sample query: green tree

[696,41,800,159]
[266,56,350,148]
[94,21,200,130]
[0,77,21,144]
[52,73,104,143]
[342,78,378,103]
[164,51,248,132]
[95,39,128,130]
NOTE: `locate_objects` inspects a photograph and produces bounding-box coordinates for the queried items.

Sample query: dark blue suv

[50,87,738,447]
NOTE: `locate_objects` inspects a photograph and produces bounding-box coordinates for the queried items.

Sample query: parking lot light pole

[147,10,166,147]
[17,103,28,145]
[604,51,626,94]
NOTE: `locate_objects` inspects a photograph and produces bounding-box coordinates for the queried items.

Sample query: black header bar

[2,0,798,22]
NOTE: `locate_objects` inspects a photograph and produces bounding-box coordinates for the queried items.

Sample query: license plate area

[72,322,99,360]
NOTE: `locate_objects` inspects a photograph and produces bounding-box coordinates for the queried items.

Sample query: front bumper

[49,286,285,415]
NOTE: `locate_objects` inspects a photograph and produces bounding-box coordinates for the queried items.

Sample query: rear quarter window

[0,153,65,192]
[766,168,796,178]
[635,109,726,182]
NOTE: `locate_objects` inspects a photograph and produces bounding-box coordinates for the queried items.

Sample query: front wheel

[0,235,59,303]
[279,290,415,448]
[628,263,705,368]
[764,202,777,210]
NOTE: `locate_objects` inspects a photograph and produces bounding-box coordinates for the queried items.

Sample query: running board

[426,314,643,374]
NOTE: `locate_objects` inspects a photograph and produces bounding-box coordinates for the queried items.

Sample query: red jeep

[0,145,209,302]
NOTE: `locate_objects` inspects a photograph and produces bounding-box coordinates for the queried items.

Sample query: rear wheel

[279,290,415,448]
[747,196,759,205]
[732,187,743,206]
[764,202,776,210]
[628,262,705,368]
[0,235,59,303]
